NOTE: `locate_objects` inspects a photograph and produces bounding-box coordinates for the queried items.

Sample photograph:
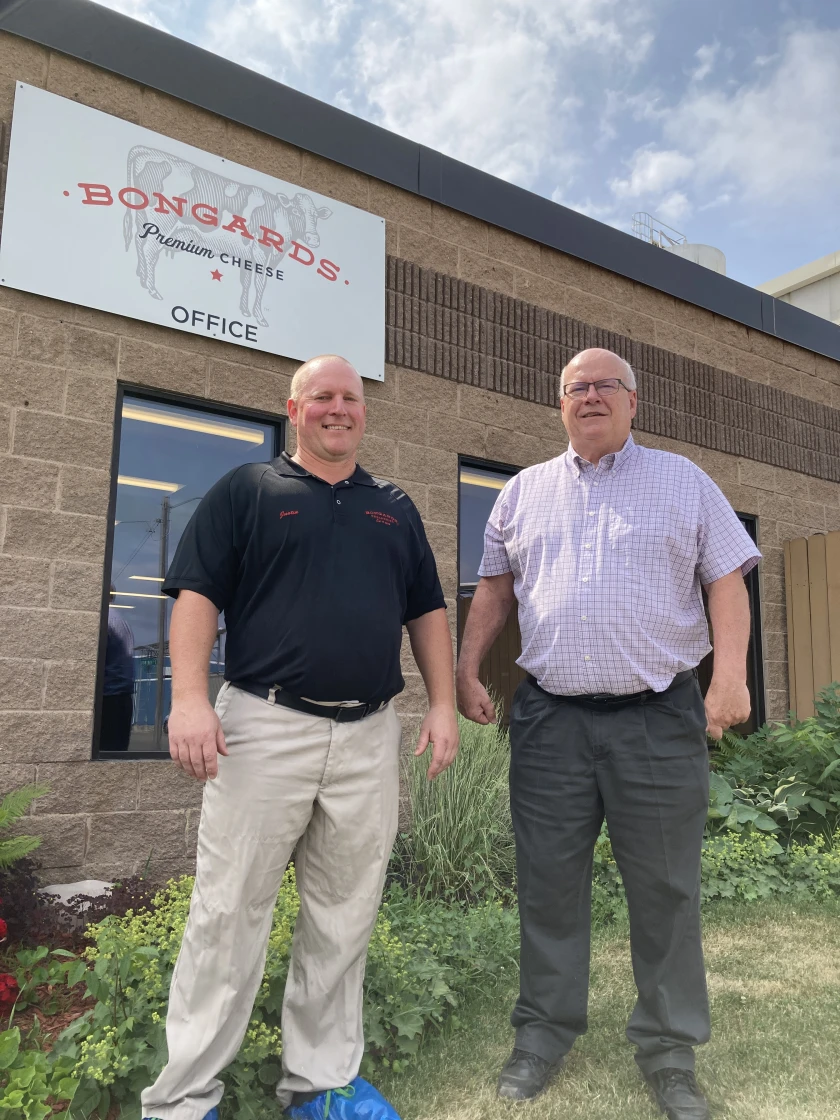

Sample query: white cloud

[655,189,691,226]
[610,147,694,199]
[690,41,719,82]
[203,0,352,64]
[607,25,840,241]
[663,27,840,207]
[190,0,655,191]
[347,0,655,188]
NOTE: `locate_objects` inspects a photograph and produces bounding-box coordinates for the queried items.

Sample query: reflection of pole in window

[154,495,170,748]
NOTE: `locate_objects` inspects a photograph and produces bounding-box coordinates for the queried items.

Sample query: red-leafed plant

[0,970,19,1012]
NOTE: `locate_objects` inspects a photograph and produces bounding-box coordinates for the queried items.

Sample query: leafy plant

[393,713,516,902]
[52,867,517,1119]
[0,786,48,871]
[701,828,840,903]
[706,771,812,834]
[711,682,840,841]
[590,827,628,926]
[0,1027,79,1120]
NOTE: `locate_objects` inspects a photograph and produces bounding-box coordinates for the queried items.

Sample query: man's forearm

[406,608,454,707]
[705,570,750,681]
[169,590,221,703]
[457,574,515,677]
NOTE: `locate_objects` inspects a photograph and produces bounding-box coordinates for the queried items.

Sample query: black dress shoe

[645,1069,709,1120]
[496,1048,563,1101]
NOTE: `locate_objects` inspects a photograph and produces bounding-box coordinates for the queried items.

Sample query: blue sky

[96,0,840,288]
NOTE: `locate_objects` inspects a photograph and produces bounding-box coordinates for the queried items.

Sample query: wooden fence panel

[784,530,840,719]
[808,535,832,699]
[827,532,840,686]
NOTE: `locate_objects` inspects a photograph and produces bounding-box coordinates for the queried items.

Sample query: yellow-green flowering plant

[52,868,518,1119]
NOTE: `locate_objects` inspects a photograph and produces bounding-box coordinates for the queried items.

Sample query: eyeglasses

[563,378,631,399]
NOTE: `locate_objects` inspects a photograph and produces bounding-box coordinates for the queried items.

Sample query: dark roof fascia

[3,0,840,364]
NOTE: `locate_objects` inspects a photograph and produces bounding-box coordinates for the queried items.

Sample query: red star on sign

[210,269,223,281]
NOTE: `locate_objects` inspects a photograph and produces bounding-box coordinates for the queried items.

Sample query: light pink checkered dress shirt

[478,436,761,696]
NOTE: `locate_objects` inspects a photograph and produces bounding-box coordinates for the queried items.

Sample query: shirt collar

[564,434,637,478]
[271,451,378,487]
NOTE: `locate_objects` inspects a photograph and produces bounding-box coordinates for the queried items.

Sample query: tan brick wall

[1,34,839,879]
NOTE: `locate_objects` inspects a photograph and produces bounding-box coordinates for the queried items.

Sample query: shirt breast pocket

[607,514,669,591]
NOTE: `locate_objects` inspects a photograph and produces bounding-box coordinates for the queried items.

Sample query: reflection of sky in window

[111,396,277,651]
[459,464,517,587]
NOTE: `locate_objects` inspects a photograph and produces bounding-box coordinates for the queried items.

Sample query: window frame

[456,454,521,597]
[92,383,286,761]
[736,512,766,729]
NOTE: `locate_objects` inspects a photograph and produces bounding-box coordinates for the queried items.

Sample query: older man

[142,354,458,1120]
[457,348,760,1120]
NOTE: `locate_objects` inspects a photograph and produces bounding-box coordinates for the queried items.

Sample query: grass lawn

[378,899,840,1120]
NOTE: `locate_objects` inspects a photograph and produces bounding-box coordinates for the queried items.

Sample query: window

[94,390,283,757]
[457,458,523,722]
[458,460,519,587]
[696,512,765,733]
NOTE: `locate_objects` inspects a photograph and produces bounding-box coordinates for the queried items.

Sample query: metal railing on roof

[632,212,687,249]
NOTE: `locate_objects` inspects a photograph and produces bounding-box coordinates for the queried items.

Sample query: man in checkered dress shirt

[457,348,760,1120]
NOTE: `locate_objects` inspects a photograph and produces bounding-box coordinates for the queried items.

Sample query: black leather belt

[526,668,696,711]
[232,681,388,722]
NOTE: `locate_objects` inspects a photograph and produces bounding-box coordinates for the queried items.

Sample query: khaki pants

[140,683,402,1120]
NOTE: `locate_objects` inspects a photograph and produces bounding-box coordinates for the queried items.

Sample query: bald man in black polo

[142,355,458,1120]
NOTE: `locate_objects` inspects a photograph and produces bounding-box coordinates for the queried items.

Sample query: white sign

[0,84,386,379]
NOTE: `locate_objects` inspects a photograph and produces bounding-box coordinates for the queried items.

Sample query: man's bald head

[558,347,638,464]
[290,355,365,403]
[561,348,636,391]
[287,354,367,472]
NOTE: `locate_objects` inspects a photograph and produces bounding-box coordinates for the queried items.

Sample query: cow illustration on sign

[122,145,332,326]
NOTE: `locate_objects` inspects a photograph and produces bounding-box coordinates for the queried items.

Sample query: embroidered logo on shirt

[365,510,399,526]
[279,510,299,519]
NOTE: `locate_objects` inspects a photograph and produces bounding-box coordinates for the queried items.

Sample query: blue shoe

[287,1077,401,1119]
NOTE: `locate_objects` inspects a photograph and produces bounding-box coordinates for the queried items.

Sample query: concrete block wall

[1,33,839,879]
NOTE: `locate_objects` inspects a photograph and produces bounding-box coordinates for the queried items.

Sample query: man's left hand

[415,704,460,779]
[704,677,751,740]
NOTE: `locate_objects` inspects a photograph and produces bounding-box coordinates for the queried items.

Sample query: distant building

[758,250,840,325]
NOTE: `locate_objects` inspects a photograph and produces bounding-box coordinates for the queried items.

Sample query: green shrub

[591,827,628,926]
[711,682,840,841]
[592,827,840,916]
[393,714,516,902]
[52,868,517,1119]
[700,830,840,905]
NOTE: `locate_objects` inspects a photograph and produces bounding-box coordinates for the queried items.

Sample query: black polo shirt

[162,452,445,703]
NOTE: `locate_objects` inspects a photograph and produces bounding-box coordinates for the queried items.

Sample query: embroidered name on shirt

[279,510,299,519]
[366,511,399,526]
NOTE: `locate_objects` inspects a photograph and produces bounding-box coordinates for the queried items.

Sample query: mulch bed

[11,980,95,1048]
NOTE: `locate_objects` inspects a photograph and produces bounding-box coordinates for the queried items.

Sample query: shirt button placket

[580,474,597,673]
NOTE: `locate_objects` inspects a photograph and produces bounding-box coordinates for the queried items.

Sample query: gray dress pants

[508,673,711,1075]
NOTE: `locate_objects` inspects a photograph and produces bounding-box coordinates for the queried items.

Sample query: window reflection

[458,463,518,587]
[99,394,281,754]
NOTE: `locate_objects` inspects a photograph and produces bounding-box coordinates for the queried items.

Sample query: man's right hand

[456,672,497,725]
[168,695,229,781]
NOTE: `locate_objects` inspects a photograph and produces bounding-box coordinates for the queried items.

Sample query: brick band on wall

[386,256,840,483]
